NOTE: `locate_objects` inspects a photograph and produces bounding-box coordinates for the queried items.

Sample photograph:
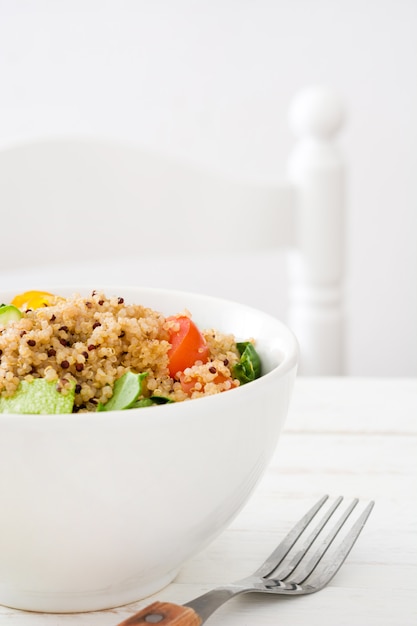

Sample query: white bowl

[0,286,298,613]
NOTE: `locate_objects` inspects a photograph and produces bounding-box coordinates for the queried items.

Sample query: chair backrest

[0,86,345,375]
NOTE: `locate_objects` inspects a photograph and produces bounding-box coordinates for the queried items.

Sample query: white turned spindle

[287,86,346,375]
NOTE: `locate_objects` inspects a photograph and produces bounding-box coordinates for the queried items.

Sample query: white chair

[0,86,345,375]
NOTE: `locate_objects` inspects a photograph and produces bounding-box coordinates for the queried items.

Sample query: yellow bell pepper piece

[11,290,57,310]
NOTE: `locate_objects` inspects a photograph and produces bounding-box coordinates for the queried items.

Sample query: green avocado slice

[97,371,148,412]
[0,378,76,414]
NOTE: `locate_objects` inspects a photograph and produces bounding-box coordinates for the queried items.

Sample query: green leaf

[132,397,155,408]
[232,342,262,385]
[0,378,75,414]
[97,371,148,412]
[149,395,174,404]
[132,395,174,408]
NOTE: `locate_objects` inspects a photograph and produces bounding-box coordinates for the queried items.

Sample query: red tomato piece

[167,315,209,377]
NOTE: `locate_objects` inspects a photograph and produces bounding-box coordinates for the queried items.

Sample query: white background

[0,0,416,376]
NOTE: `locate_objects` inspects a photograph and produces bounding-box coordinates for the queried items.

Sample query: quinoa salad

[0,290,262,414]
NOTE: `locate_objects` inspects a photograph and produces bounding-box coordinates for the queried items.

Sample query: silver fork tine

[272,496,344,580]
[253,494,329,578]
[288,497,359,583]
[300,500,375,591]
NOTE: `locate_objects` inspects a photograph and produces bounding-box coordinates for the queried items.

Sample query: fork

[117,495,374,625]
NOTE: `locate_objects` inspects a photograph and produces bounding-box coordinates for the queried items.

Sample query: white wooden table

[2,377,416,625]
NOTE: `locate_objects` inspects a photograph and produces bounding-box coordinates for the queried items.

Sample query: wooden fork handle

[116,601,202,625]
